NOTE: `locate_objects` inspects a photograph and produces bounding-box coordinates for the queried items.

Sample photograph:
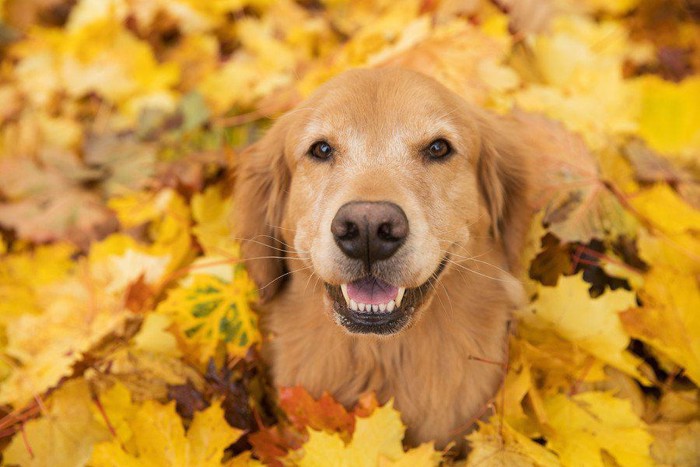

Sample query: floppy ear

[476,112,532,271]
[232,116,293,302]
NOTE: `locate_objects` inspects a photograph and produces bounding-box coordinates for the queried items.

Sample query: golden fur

[233,68,533,448]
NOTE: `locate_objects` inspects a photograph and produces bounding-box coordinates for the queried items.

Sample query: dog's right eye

[309,141,334,161]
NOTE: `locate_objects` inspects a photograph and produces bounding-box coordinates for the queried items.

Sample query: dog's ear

[232,116,293,302]
[476,112,532,271]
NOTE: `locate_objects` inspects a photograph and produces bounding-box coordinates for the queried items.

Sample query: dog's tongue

[347,277,398,304]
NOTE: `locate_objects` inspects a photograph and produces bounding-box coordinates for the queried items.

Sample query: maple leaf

[635,75,700,163]
[630,183,700,236]
[0,242,75,321]
[542,392,654,467]
[279,386,356,437]
[155,272,260,364]
[0,157,116,248]
[521,273,644,380]
[466,418,560,467]
[512,16,639,149]
[83,131,157,197]
[90,385,241,466]
[620,266,700,386]
[86,313,204,402]
[287,401,441,466]
[516,112,637,244]
[104,189,193,275]
[191,184,240,257]
[0,263,132,407]
[3,379,111,466]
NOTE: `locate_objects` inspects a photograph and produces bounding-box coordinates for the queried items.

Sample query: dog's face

[234,68,528,336]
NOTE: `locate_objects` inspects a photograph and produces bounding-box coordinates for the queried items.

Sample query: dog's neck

[259,235,520,447]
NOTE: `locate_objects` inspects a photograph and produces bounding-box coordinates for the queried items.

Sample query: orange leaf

[279,386,355,436]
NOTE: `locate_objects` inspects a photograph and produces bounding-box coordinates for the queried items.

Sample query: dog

[233,67,533,449]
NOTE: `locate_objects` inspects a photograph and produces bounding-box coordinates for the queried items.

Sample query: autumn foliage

[1,0,700,465]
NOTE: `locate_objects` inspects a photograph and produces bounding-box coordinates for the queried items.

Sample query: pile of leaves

[1,0,699,465]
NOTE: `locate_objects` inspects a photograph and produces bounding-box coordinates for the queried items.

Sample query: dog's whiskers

[232,234,308,255]
[444,258,514,283]
[259,264,314,292]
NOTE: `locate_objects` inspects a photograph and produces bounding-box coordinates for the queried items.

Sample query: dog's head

[233,68,529,335]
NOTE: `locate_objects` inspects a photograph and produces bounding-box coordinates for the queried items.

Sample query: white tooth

[358,303,365,312]
[372,304,379,312]
[340,284,350,305]
[379,303,386,312]
[387,300,395,312]
[350,299,358,311]
[395,288,406,307]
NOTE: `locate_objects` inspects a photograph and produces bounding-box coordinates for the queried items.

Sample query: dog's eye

[426,139,452,159]
[309,141,334,160]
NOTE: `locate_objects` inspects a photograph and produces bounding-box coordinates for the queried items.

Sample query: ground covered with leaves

[0,0,699,465]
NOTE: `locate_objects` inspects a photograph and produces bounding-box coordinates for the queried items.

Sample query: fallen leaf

[543,392,653,467]
[3,379,111,466]
[155,272,260,364]
[649,421,700,466]
[91,393,241,466]
[0,263,132,407]
[620,265,700,386]
[635,75,700,163]
[466,418,560,467]
[279,386,355,438]
[521,273,643,379]
[288,401,440,466]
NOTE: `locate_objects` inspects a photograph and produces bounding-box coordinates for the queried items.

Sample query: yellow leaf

[630,184,700,236]
[92,381,139,443]
[291,402,440,466]
[521,273,643,379]
[133,313,181,357]
[91,396,241,467]
[637,228,700,275]
[466,419,560,467]
[513,16,639,148]
[89,345,200,401]
[4,379,110,466]
[620,266,700,386]
[0,265,131,406]
[379,443,441,466]
[187,400,244,464]
[156,272,260,363]
[544,392,653,467]
[191,184,240,257]
[0,243,75,322]
[226,451,266,466]
[104,189,193,275]
[636,76,700,162]
[583,0,640,14]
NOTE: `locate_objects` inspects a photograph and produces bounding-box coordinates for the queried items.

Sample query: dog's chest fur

[261,264,514,447]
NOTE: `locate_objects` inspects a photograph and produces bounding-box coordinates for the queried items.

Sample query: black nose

[331,201,409,266]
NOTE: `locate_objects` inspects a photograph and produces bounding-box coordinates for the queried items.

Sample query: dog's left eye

[426,139,452,159]
[309,141,334,160]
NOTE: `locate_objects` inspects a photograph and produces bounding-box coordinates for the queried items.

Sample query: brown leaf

[624,139,692,185]
[168,382,208,420]
[124,274,155,313]
[0,155,116,248]
[528,233,572,286]
[83,132,157,197]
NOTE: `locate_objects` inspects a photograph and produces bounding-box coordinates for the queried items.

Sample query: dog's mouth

[324,256,448,335]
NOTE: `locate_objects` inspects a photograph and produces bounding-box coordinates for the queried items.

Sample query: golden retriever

[233,68,532,448]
